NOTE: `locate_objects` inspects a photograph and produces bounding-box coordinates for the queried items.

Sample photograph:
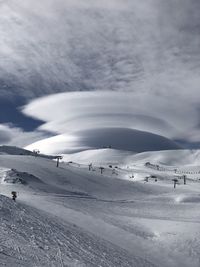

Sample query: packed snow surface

[0,147,200,266]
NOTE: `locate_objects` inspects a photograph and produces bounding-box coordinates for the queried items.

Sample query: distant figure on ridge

[11,191,17,201]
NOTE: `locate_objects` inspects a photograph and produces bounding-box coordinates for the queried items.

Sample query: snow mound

[126,149,200,166]
[0,168,43,185]
[175,194,200,203]
[62,148,133,165]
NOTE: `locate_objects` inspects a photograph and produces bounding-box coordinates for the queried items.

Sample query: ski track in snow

[0,149,200,266]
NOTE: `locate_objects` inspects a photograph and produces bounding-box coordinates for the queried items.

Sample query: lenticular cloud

[22,91,199,154]
[22,91,176,137]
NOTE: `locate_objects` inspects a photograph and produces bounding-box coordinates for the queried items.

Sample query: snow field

[0,148,199,266]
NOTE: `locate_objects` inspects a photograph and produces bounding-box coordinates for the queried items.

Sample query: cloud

[25,134,88,154]
[22,91,197,139]
[25,129,181,155]
[0,125,13,144]
[1,0,200,151]
[0,123,48,147]
[22,90,199,153]
[0,0,200,101]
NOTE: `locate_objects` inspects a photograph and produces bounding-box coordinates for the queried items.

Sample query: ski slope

[61,148,200,166]
[0,147,200,266]
[127,149,200,166]
[61,148,133,165]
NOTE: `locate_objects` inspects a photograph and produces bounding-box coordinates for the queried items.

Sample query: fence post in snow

[183,175,186,185]
[89,163,92,171]
[99,167,104,174]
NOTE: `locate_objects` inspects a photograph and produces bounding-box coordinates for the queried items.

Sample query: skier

[11,191,17,201]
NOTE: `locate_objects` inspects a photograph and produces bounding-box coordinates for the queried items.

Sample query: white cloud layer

[0,124,47,147]
[23,91,200,154]
[0,0,200,100]
[1,0,200,151]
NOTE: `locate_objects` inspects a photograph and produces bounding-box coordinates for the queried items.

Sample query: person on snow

[11,191,17,201]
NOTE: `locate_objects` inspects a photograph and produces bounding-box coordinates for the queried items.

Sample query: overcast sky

[0,0,200,151]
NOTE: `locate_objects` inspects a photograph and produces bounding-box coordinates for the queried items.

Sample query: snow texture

[0,147,200,266]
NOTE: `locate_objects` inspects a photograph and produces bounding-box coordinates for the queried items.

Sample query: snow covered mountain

[0,147,200,266]
[61,147,200,166]
[0,145,34,156]
[0,145,56,159]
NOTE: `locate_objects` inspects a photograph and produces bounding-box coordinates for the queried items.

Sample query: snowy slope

[0,146,33,156]
[62,148,133,165]
[0,148,200,266]
[61,148,200,167]
[0,194,144,267]
[127,149,200,166]
[0,145,55,159]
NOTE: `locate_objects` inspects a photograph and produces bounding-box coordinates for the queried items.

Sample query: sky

[0,0,200,152]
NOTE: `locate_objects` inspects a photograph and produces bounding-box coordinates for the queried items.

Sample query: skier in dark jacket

[11,191,17,201]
